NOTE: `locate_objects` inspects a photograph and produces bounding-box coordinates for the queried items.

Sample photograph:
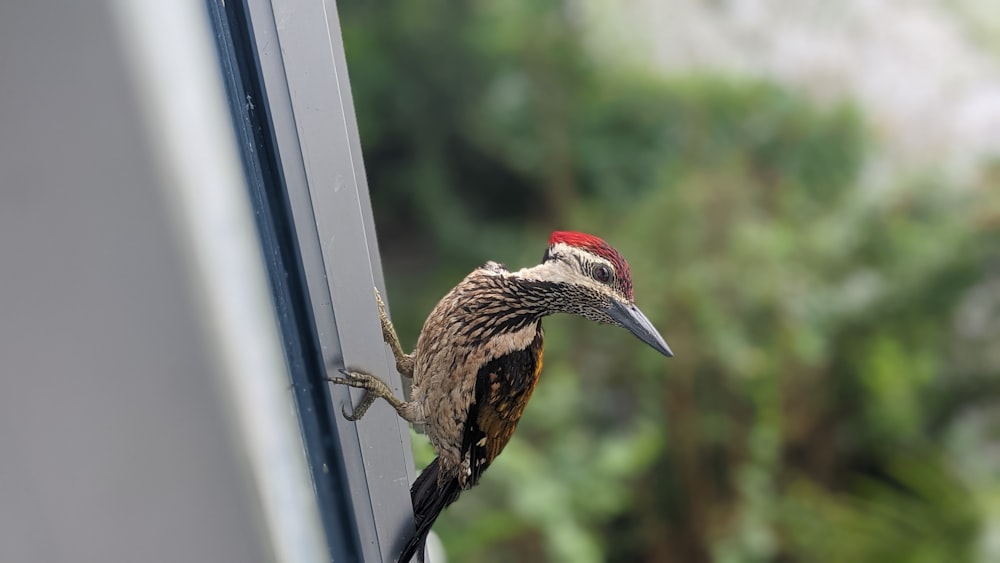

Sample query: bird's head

[520,231,672,357]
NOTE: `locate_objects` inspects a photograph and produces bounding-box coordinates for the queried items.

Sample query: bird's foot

[328,368,402,421]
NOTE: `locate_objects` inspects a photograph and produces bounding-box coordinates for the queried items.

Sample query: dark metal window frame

[209,1,416,561]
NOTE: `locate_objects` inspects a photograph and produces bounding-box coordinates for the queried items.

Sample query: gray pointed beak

[607,300,673,357]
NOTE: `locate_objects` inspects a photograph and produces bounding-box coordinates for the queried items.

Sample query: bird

[329,231,672,563]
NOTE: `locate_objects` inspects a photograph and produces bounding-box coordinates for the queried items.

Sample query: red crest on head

[548,231,634,300]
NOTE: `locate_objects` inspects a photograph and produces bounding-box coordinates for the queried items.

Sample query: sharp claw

[342,404,357,421]
[338,367,350,376]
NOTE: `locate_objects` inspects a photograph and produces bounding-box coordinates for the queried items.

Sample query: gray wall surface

[0,1,347,562]
[0,2,272,561]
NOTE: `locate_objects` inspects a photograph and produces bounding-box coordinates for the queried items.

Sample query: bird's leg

[374,288,415,378]
[329,368,420,422]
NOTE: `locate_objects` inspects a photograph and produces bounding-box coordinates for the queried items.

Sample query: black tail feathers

[398,457,462,563]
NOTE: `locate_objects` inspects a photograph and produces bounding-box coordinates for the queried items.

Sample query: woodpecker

[329,231,671,563]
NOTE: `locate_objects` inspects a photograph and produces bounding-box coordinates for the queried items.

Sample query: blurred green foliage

[340,1,1000,561]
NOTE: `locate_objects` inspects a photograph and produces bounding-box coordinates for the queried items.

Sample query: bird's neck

[502,263,579,317]
[448,263,581,344]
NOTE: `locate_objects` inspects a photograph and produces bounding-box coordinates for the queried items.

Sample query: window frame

[208,1,417,560]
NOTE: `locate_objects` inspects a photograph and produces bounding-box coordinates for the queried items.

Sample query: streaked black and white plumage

[330,231,672,562]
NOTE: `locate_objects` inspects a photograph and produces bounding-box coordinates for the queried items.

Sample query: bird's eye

[593,265,612,284]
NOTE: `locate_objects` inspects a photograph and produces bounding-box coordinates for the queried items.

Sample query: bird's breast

[408,268,548,476]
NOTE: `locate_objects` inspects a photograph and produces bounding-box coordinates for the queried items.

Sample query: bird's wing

[461,328,544,487]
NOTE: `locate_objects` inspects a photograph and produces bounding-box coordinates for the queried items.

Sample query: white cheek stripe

[549,243,614,270]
